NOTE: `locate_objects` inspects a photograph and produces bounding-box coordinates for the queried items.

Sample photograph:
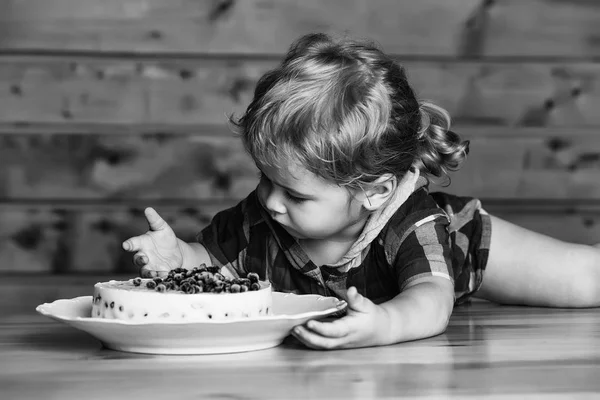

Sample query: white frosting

[91,279,272,321]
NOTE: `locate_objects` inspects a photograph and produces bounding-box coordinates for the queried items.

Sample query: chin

[288,229,309,240]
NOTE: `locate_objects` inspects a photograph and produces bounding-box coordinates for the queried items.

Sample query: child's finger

[305,318,349,338]
[122,236,143,252]
[133,252,148,267]
[144,207,169,232]
[139,265,157,278]
[140,264,171,278]
[346,286,370,313]
[292,325,344,350]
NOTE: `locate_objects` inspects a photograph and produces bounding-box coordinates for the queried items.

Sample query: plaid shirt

[196,185,480,305]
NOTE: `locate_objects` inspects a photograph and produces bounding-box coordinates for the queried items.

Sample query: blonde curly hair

[231,33,468,189]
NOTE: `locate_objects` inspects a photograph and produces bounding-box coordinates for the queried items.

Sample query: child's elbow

[430,279,455,334]
[408,277,455,337]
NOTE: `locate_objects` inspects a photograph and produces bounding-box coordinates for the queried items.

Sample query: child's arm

[291,276,454,349]
[379,277,454,343]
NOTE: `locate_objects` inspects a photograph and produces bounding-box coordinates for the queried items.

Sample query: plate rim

[36,293,345,326]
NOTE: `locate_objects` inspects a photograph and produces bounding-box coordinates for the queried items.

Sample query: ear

[361,174,397,211]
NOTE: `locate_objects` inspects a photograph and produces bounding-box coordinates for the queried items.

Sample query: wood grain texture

[473,0,600,58]
[0,203,229,274]
[2,58,600,127]
[0,133,257,200]
[444,132,600,200]
[0,0,477,55]
[2,284,600,399]
[2,0,600,57]
[2,129,600,201]
[0,57,272,125]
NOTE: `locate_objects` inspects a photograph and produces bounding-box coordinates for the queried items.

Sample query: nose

[263,188,286,215]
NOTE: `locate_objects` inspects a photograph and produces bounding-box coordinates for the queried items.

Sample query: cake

[91,265,272,322]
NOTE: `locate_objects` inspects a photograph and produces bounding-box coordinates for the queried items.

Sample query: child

[122,33,600,350]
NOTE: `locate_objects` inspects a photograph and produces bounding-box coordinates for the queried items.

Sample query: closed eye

[258,170,309,203]
[284,192,307,203]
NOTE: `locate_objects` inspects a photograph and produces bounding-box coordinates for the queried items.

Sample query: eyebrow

[277,182,314,198]
[261,170,314,198]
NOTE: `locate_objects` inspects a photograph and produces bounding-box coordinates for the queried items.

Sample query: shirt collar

[327,168,422,271]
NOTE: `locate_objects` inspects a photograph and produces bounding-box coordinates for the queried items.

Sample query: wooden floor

[2,276,600,399]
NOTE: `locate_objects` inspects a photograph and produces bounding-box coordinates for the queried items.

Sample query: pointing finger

[144,207,168,232]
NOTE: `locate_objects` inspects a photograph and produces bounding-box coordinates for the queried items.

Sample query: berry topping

[132,265,265,294]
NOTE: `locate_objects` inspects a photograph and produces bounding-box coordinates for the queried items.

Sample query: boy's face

[256,163,368,241]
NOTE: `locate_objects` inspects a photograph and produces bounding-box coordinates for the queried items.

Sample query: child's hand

[122,207,183,278]
[291,286,390,350]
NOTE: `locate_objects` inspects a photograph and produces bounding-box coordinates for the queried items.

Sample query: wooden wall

[2,0,600,274]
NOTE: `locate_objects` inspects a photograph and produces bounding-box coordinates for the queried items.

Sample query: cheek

[291,205,335,227]
[284,205,310,225]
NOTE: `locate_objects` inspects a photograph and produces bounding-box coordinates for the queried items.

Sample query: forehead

[261,163,342,196]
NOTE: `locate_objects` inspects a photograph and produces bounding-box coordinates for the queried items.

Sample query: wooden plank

[1,202,599,274]
[440,134,600,200]
[2,0,600,58]
[1,130,600,201]
[478,0,600,58]
[0,0,477,55]
[0,133,259,200]
[2,57,600,127]
[408,62,600,128]
[0,57,274,125]
[0,202,230,274]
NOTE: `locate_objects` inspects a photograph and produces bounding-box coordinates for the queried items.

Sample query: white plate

[36,293,344,355]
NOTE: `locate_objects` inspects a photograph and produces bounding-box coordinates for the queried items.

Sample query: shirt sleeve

[393,215,454,291]
[196,191,263,278]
